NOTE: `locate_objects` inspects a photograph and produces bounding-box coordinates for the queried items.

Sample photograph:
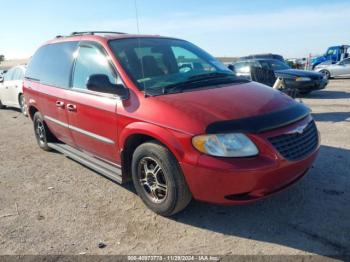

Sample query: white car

[314,58,350,79]
[0,65,27,115]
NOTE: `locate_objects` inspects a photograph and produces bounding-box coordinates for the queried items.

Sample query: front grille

[268,121,318,161]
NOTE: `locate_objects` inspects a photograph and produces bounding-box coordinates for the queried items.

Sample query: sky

[1,0,350,59]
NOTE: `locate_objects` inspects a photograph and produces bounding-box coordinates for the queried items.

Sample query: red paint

[24,34,319,204]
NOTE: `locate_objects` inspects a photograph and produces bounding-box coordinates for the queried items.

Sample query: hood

[140,81,299,134]
[311,56,327,65]
[275,69,323,79]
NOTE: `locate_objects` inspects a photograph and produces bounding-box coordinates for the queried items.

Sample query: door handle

[67,104,77,112]
[56,101,65,108]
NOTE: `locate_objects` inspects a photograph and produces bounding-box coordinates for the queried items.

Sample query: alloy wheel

[35,120,46,145]
[321,70,330,80]
[138,157,168,203]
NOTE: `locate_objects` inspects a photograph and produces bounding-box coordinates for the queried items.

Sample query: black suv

[233,58,328,95]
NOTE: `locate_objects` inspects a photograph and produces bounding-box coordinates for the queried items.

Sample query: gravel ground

[0,79,349,258]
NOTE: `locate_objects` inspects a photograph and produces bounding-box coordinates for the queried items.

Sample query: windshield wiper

[188,72,234,81]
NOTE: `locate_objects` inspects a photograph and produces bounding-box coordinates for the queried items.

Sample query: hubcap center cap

[146,173,156,187]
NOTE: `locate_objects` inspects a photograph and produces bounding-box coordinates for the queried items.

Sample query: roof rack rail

[70,31,127,36]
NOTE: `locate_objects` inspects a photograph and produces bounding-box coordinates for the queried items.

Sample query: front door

[66,42,120,163]
[32,41,79,147]
[337,58,350,76]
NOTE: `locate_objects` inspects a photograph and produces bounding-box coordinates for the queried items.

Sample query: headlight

[192,133,259,157]
[295,77,311,81]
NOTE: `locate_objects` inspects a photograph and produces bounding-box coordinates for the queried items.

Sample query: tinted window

[26,42,78,88]
[72,44,117,90]
[259,60,290,71]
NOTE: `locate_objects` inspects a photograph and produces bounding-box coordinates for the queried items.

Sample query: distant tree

[0,55,4,64]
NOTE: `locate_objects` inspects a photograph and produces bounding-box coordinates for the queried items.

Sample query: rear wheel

[33,112,55,151]
[132,141,192,216]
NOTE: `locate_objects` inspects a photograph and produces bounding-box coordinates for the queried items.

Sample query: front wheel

[132,141,192,216]
[320,70,331,80]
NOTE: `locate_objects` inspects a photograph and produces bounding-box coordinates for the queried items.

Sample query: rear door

[65,42,120,163]
[7,67,22,106]
[0,68,15,105]
[25,42,79,146]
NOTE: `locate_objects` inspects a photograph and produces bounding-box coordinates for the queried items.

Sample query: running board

[47,143,123,184]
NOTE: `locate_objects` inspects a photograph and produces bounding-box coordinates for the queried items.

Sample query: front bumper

[181,116,320,205]
[285,78,328,92]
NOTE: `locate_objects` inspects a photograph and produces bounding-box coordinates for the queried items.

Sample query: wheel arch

[17,92,23,102]
[321,69,332,78]
[28,105,39,120]
[119,122,187,181]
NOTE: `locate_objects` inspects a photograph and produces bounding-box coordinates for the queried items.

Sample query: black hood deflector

[206,103,310,134]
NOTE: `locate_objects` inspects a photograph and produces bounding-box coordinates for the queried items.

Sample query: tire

[132,141,192,216]
[320,70,331,80]
[33,112,56,151]
[18,94,27,116]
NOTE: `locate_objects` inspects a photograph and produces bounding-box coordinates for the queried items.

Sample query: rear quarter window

[26,41,78,88]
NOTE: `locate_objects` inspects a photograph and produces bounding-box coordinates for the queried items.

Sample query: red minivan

[24,31,320,216]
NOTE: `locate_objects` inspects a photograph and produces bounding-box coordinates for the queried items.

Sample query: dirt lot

[0,79,349,258]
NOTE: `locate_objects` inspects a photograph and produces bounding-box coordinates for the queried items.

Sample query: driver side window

[327,48,337,56]
[343,59,350,65]
[73,45,117,90]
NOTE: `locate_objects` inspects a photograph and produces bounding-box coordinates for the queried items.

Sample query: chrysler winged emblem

[287,123,308,135]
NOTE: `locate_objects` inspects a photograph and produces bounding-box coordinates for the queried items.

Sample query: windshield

[109,38,239,95]
[259,59,290,71]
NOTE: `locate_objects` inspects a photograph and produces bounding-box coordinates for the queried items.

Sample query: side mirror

[0,76,4,83]
[228,64,235,71]
[86,74,129,100]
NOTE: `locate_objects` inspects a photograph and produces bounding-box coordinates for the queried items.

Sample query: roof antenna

[134,0,141,35]
[134,0,146,93]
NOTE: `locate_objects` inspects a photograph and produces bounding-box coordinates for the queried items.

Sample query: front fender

[119,122,189,163]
